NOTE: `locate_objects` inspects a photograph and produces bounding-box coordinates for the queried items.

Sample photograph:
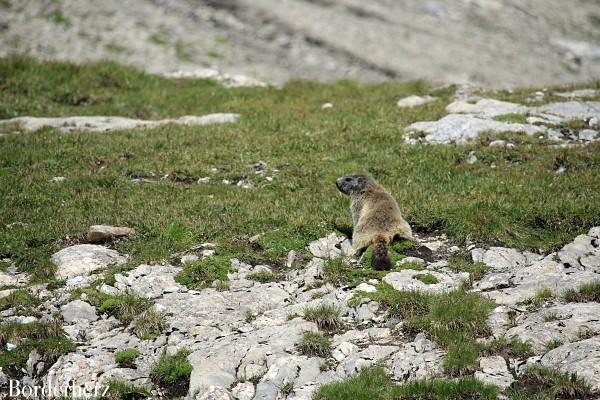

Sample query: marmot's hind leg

[372,235,391,271]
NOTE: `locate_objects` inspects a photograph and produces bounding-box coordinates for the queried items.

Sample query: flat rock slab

[536,337,600,391]
[187,319,318,397]
[407,114,545,144]
[477,247,528,272]
[480,258,600,306]
[1,113,240,133]
[506,303,600,353]
[536,102,600,120]
[555,89,598,99]
[52,244,127,279]
[383,269,469,294]
[480,227,600,305]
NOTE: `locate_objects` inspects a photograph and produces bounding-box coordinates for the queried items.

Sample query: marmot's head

[336,174,372,195]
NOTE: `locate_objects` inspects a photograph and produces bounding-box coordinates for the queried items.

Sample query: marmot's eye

[345,177,352,182]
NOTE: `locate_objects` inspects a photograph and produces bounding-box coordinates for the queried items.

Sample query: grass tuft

[150,349,193,397]
[415,273,439,284]
[303,304,343,332]
[174,256,231,290]
[0,289,40,313]
[509,366,596,399]
[114,348,140,368]
[133,309,168,340]
[96,293,152,325]
[102,380,150,400]
[365,284,494,376]
[479,337,533,359]
[296,331,331,357]
[246,270,281,283]
[0,319,75,378]
[563,281,600,303]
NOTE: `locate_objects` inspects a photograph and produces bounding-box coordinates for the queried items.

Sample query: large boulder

[52,244,127,279]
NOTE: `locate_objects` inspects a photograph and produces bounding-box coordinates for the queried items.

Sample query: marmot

[336,174,413,270]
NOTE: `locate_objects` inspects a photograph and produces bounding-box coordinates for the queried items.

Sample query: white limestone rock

[383,269,469,294]
[506,303,600,353]
[397,95,436,108]
[52,244,127,279]
[1,114,240,134]
[61,300,98,323]
[407,114,545,144]
[475,356,514,389]
[388,333,444,381]
[308,233,355,259]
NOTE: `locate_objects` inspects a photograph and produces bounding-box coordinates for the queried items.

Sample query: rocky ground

[1,224,599,399]
[2,0,600,87]
[402,88,600,145]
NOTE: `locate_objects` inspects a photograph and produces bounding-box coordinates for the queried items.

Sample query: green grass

[150,349,193,397]
[244,309,258,323]
[174,255,231,289]
[563,281,600,302]
[313,367,498,400]
[415,273,439,284]
[102,380,150,400]
[149,33,168,46]
[246,270,282,283]
[365,284,494,376]
[0,289,40,313]
[448,254,488,281]
[479,337,533,359]
[521,288,555,310]
[323,253,423,289]
[96,293,151,325]
[255,227,319,259]
[508,365,596,399]
[486,82,600,105]
[71,287,151,325]
[46,10,71,27]
[114,348,140,368]
[133,309,167,340]
[296,331,331,357]
[1,57,599,283]
[543,312,559,322]
[303,304,343,332]
[0,319,75,378]
[493,113,529,124]
[545,339,564,351]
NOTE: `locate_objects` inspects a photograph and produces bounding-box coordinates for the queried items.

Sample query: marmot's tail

[372,235,391,271]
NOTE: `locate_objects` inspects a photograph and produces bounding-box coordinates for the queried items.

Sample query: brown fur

[336,175,413,270]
